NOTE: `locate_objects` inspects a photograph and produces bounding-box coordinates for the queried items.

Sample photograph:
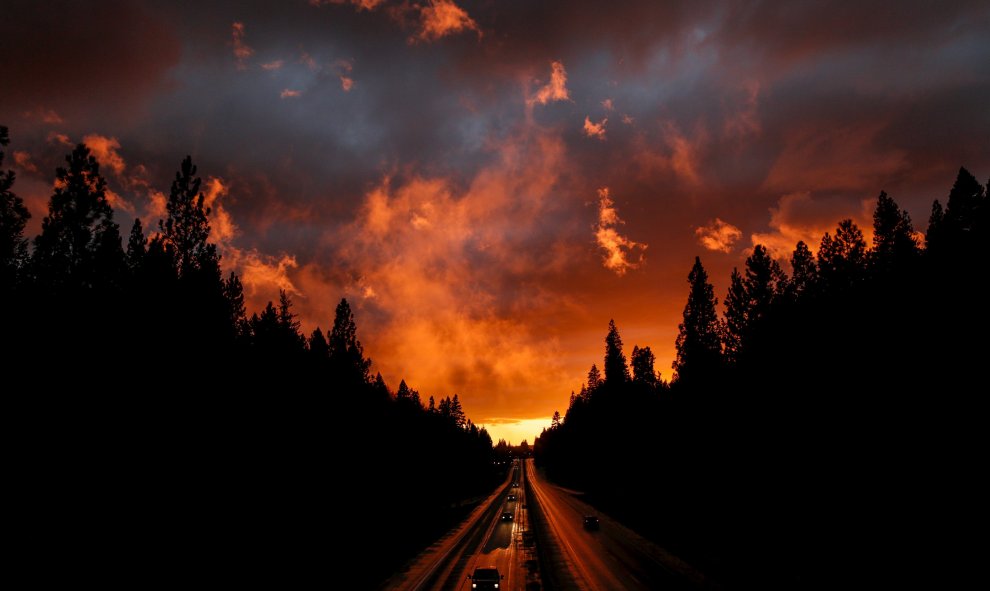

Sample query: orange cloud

[665,123,703,186]
[763,121,909,193]
[82,134,126,176]
[334,59,355,91]
[632,122,705,185]
[310,0,384,10]
[695,218,742,253]
[22,107,63,124]
[47,132,73,147]
[200,177,237,248]
[750,191,874,259]
[415,0,480,43]
[594,187,646,275]
[80,133,135,213]
[104,187,134,214]
[196,175,301,302]
[261,59,284,71]
[298,50,319,71]
[322,124,575,425]
[13,151,38,174]
[231,22,253,69]
[280,89,302,99]
[583,116,607,140]
[528,61,570,106]
[229,249,301,299]
[145,189,168,227]
[723,80,761,139]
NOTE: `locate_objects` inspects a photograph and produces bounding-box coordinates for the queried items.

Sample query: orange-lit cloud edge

[5,1,988,444]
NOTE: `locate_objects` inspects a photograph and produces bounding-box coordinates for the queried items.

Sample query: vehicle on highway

[583,515,600,530]
[469,566,503,589]
[511,482,519,488]
[507,494,517,501]
[501,511,514,521]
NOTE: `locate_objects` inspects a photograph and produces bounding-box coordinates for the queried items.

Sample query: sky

[2,0,988,444]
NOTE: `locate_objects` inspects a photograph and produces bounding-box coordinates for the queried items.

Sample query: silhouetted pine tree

[32,143,123,290]
[789,241,817,298]
[818,219,866,291]
[604,319,630,384]
[871,191,918,274]
[0,126,30,288]
[630,345,659,387]
[745,244,786,321]
[450,394,466,428]
[673,256,722,383]
[586,363,602,391]
[125,218,147,273]
[942,167,984,238]
[722,268,747,363]
[928,167,987,260]
[925,200,945,252]
[222,271,249,341]
[250,302,281,352]
[277,290,305,352]
[309,327,329,359]
[372,372,390,400]
[328,298,371,387]
[160,156,217,276]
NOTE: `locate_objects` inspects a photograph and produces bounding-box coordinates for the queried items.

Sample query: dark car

[511,482,519,488]
[507,494,517,501]
[469,566,503,589]
[583,515,600,530]
[501,511,514,521]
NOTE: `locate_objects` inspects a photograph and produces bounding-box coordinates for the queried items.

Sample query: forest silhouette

[536,166,988,587]
[4,125,987,587]
[1,127,501,587]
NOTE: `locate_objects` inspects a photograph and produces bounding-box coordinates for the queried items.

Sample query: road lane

[382,462,536,591]
[525,459,715,591]
[457,463,525,591]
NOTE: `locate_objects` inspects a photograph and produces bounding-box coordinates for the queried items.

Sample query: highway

[383,459,714,590]
[381,461,540,590]
[525,459,715,590]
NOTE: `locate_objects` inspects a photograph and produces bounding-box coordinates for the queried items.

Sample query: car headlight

[494,585,499,589]
[472,584,476,589]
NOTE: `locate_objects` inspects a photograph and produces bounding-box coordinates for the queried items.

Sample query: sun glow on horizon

[480,417,552,447]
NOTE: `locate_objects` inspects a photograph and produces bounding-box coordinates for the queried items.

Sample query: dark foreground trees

[1,130,499,589]
[537,168,988,588]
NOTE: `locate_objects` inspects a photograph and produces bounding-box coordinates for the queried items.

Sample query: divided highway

[382,459,713,590]
[381,461,538,591]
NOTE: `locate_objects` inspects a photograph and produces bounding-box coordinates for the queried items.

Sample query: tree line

[535,167,988,588]
[1,127,502,588]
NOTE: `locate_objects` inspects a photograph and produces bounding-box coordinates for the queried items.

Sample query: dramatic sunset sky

[3,1,988,442]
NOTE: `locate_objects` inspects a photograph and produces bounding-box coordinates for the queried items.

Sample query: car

[511,482,519,488]
[583,515,600,530]
[469,566,503,589]
[507,494,517,501]
[501,511,514,521]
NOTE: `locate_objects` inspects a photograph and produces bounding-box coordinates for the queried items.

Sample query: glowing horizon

[3,1,987,433]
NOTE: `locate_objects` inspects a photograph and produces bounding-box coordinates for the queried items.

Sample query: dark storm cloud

[0,0,181,122]
[2,0,988,439]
